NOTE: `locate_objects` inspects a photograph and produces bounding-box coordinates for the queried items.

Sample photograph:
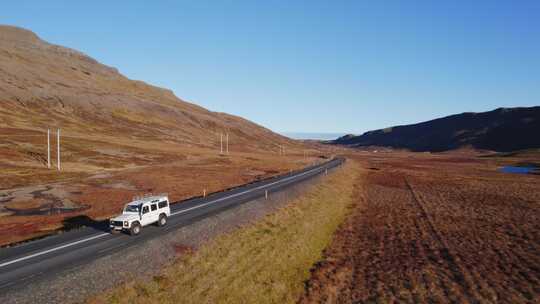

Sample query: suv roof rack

[131,193,168,202]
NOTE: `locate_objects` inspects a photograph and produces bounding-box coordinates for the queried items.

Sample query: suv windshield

[124,205,140,213]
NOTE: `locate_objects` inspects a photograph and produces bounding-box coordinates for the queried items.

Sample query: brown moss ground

[300,151,540,303]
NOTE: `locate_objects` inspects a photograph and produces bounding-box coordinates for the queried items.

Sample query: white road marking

[0,162,336,269]
[0,233,109,268]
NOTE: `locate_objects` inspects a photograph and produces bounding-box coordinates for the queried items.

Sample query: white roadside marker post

[265,190,268,200]
[203,189,206,198]
[226,133,229,155]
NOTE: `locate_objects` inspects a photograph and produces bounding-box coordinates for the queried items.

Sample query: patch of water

[499,166,536,174]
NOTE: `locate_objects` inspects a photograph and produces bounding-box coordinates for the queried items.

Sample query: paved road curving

[0,157,344,294]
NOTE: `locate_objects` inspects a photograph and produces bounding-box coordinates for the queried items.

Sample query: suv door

[150,203,159,224]
[140,205,151,226]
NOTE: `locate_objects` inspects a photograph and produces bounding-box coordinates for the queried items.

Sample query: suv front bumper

[110,220,126,231]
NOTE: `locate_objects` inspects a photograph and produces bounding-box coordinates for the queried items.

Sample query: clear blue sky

[2,1,539,134]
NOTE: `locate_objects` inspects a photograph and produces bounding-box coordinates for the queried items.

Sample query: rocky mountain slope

[334,106,540,152]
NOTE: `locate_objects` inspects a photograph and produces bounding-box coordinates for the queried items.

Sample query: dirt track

[300,152,540,303]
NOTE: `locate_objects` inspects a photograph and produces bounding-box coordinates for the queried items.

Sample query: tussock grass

[89,161,360,304]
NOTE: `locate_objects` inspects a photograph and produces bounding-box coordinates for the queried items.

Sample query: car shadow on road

[62,215,110,233]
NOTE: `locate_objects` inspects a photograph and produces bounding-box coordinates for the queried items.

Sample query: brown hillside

[0,25,326,245]
[0,25,293,150]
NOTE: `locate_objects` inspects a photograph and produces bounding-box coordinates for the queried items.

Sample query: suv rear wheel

[158,214,167,227]
[130,222,141,235]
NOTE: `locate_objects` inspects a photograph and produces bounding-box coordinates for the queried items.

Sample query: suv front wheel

[158,214,167,227]
[130,222,141,235]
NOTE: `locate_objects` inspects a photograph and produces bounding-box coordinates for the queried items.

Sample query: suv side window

[151,204,157,211]
[142,206,149,214]
[158,201,168,208]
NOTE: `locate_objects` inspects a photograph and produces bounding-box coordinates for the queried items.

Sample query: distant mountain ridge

[282,132,346,140]
[333,107,540,152]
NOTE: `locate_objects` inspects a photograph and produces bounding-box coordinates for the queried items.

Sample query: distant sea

[281,132,346,141]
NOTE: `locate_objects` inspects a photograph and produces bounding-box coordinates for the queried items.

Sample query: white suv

[109,195,171,235]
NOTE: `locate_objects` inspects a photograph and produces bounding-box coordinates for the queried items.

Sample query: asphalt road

[0,157,344,294]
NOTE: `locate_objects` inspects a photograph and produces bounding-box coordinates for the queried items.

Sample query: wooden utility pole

[226,133,229,155]
[47,129,51,168]
[57,129,60,171]
[220,133,223,155]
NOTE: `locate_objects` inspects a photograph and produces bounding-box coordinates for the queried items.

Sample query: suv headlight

[124,221,129,227]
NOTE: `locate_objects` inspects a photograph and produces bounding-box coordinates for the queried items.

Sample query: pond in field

[499,166,537,174]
